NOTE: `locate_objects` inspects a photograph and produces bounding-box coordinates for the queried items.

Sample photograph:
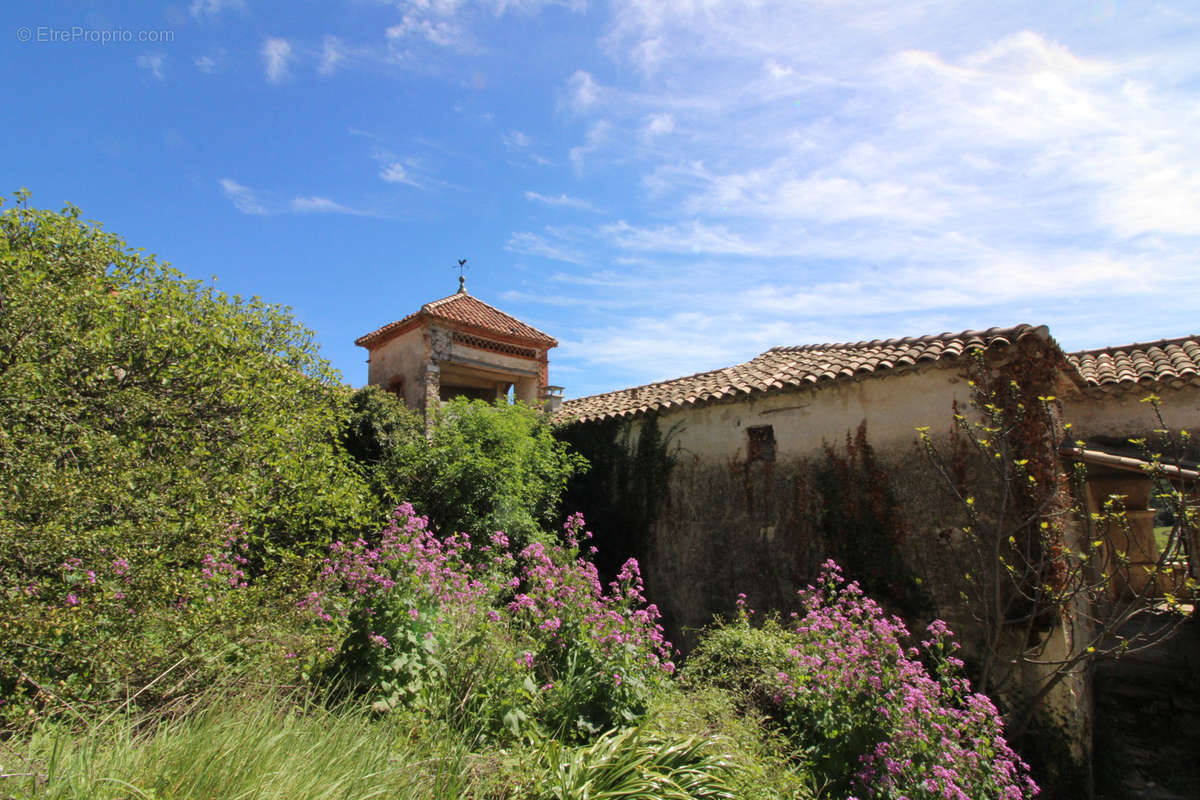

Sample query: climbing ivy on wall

[814,421,930,618]
[555,414,676,582]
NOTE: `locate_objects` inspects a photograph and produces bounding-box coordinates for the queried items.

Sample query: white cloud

[565,70,600,112]
[290,196,374,216]
[319,36,347,75]
[387,15,468,50]
[503,130,532,148]
[506,232,585,264]
[385,0,589,57]
[136,52,166,81]
[599,220,766,257]
[194,48,225,74]
[524,191,600,211]
[379,161,423,187]
[261,37,293,83]
[883,31,1200,238]
[219,179,267,215]
[568,120,611,172]
[642,113,674,137]
[189,0,245,18]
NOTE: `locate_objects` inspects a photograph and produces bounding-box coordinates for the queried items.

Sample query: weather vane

[453,259,468,292]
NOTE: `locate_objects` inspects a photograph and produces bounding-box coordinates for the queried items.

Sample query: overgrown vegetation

[919,350,1199,795]
[683,563,1037,800]
[920,354,1198,720]
[346,386,586,552]
[556,414,676,582]
[1,194,1038,799]
[815,422,930,618]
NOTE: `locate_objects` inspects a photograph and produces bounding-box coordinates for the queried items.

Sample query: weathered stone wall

[641,362,977,463]
[1064,383,1200,441]
[643,432,986,650]
[366,327,429,409]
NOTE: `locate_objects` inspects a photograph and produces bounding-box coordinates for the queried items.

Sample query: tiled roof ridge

[574,362,746,401]
[356,289,557,348]
[426,291,558,344]
[559,324,1053,424]
[1066,334,1200,388]
[1067,333,1200,357]
[770,325,1048,353]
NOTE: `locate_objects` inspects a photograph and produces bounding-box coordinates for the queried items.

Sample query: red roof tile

[356,289,558,349]
[1067,335,1200,388]
[560,325,1050,423]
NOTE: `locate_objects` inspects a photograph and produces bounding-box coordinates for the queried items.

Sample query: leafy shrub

[344,388,587,549]
[646,686,816,800]
[539,725,736,800]
[684,562,1038,800]
[304,506,674,741]
[0,193,371,725]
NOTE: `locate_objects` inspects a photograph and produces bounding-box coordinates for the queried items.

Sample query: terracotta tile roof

[1067,335,1200,388]
[559,325,1050,423]
[356,289,558,349]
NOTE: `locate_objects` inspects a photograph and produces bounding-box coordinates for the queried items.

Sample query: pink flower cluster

[300,502,490,626]
[303,505,674,734]
[200,530,250,590]
[503,514,674,675]
[771,561,1038,800]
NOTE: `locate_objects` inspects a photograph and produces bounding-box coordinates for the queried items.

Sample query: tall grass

[2,692,526,800]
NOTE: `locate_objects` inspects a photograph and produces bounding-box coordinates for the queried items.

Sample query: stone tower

[355,281,560,412]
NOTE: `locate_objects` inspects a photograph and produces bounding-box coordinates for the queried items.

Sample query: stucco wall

[646,363,977,463]
[1063,383,1200,441]
[448,341,542,377]
[366,327,428,409]
[605,361,985,646]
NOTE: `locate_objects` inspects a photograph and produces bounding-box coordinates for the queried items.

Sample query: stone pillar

[423,363,440,412]
[1086,476,1158,599]
[515,375,538,405]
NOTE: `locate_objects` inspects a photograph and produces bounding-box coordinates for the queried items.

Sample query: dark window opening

[747,425,776,462]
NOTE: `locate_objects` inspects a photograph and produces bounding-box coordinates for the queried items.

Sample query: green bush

[0,192,371,725]
[539,725,736,800]
[682,564,1038,799]
[344,389,587,549]
[304,507,674,742]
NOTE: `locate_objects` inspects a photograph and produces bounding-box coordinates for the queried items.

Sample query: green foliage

[646,687,816,800]
[815,422,928,617]
[340,384,427,517]
[680,615,798,717]
[539,725,736,800]
[556,413,676,581]
[0,192,370,724]
[0,191,370,549]
[2,692,503,800]
[345,389,587,548]
[422,398,587,548]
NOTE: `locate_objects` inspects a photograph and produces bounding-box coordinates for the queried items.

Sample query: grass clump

[3,692,517,800]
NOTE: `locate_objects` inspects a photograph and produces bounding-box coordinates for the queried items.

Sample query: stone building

[355,278,560,413]
[556,324,1200,787]
[557,325,1200,634]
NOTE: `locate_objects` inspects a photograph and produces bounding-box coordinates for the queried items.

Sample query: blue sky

[5,1,1200,398]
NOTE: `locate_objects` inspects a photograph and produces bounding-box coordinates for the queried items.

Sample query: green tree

[0,191,370,558]
[0,191,371,718]
[343,388,586,549]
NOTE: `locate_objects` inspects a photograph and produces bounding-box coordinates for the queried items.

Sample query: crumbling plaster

[636,362,976,462]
